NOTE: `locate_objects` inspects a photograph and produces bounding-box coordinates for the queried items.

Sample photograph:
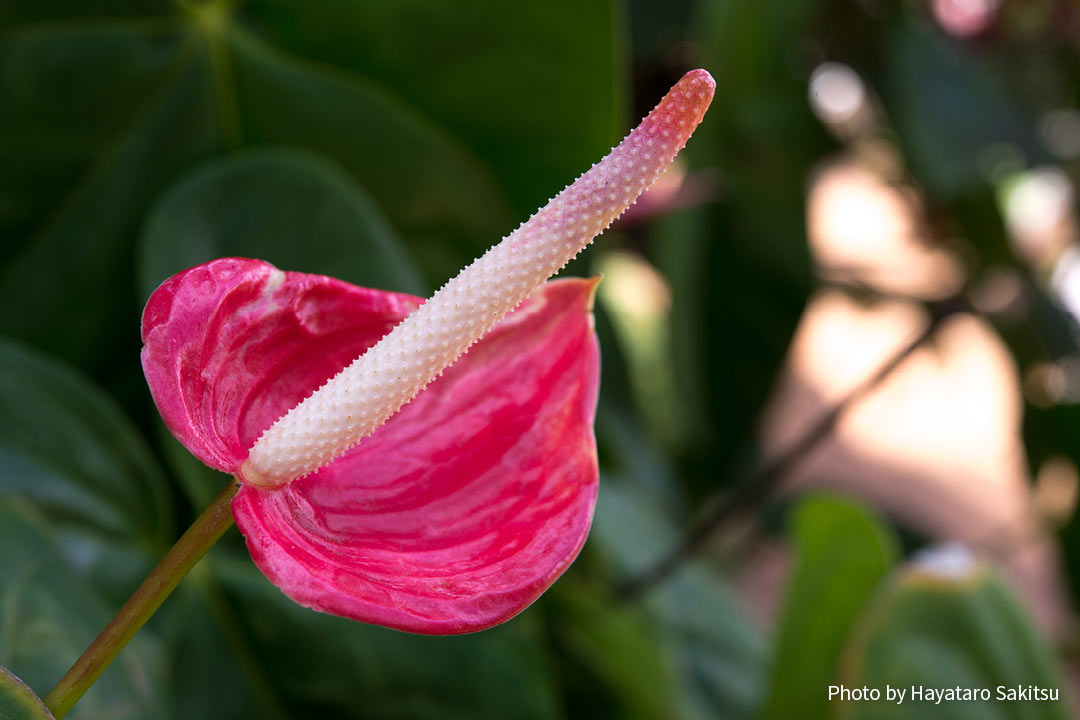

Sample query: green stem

[44,480,240,718]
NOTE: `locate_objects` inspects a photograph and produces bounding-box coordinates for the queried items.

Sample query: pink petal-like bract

[141,69,713,633]
[141,258,600,633]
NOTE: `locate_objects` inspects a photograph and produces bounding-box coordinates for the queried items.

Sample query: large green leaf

[151,562,292,720]
[760,496,898,720]
[236,0,626,215]
[177,556,563,720]
[839,554,1070,719]
[592,482,764,720]
[223,25,509,270]
[2,0,624,374]
[0,2,172,26]
[548,581,680,720]
[138,147,425,300]
[0,338,170,602]
[881,23,1036,199]
[591,411,766,720]
[0,666,53,720]
[0,503,166,720]
[2,0,626,379]
[0,23,218,372]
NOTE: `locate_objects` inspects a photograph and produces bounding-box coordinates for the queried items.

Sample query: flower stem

[44,479,240,718]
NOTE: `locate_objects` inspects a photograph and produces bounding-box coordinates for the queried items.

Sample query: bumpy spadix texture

[242,69,715,488]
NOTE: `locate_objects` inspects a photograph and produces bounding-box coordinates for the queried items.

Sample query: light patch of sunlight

[807,160,965,298]
[808,63,876,140]
[1050,247,1080,328]
[809,63,865,125]
[912,543,978,580]
[1000,166,1076,269]
[762,290,1025,528]
[759,290,1071,630]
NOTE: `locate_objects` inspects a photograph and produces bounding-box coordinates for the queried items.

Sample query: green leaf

[0,665,53,720]
[0,2,172,26]
[138,147,426,301]
[839,554,1070,719]
[0,503,166,720]
[5,1,600,372]
[236,0,626,214]
[0,338,170,602]
[881,22,1036,199]
[548,582,679,720]
[760,496,898,720]
[175,556,564,720]
[151,564,290,720]
[224,26,511,270]
[591,415,766,720]
[685,0,827,493]
[154,417,229,514]
[0,24,220,372]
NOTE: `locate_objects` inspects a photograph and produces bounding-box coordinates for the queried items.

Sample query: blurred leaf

[154,417,228,512]
[594,482,764,720]
[839,559,1070,719]
[881,22,1036,199]
[188,556,563,720]
[0,23,219,373]
[0,503,166,719]
[138,147,426,300]
[760,496,898,720]
[686,0,826,490]
[0,338,170,602]
[0,20,187,249]
[625,0,694,63]
[592,415,766,720]
[236,0,626,215]
[0,2,171,26]
[594,249,689,449]
[657,569,762,720]
[224,25,510,275]
[153,565,289,720]
[549,582,680,720]
[5,0,601,373]
[0,665,53,720]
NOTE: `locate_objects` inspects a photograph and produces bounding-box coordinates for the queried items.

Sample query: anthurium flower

[141,70,714,634]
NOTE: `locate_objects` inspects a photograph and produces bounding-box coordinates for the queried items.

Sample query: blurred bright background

[3,0,1080,718]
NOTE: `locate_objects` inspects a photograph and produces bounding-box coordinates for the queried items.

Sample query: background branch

[617,295,969,600]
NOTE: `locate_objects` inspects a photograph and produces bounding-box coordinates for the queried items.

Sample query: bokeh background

[2,0,1080,717]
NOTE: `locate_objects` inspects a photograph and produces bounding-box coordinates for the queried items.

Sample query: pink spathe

[140,69,714,634]
[142,258,601,633]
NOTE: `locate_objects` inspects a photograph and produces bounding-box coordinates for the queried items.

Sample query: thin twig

[616,295,968,600]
